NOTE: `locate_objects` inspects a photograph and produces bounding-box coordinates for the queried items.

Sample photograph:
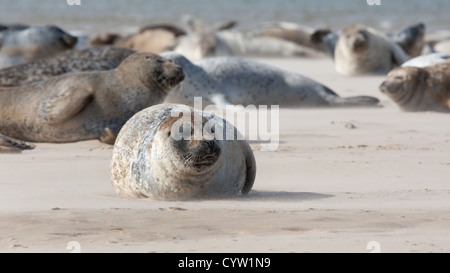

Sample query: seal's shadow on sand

[237,191,334,201]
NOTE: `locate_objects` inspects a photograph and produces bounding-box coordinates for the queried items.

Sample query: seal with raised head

[0,46,135,87]
[334,24,410,76]
[380,60,450,112]
[110,104,256,200]
[0,25,78,69]
[160,52,379,108]
[0,52,184,144]
[387,22,425,58]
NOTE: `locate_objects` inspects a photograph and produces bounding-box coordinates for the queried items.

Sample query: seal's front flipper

[0,133,35,153]
[38,85,94,125]
[241,143,257,195]
[328,95,380,107]
[99,127,117,145]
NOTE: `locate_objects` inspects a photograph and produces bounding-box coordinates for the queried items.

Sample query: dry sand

[1,57,449,253]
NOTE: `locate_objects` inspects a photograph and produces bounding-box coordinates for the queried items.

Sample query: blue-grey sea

[0,0,449,33]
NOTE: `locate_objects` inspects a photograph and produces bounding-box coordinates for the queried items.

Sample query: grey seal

[174,16,322,61]
[0,25,77,69]
[401,53,450,68]
[110,103,256,200]
[380,60,450,112]
[387,22,425,58]
[334,24,410,76]
[160,52,379,108]
[0,52,184,144]
[0,46,135,87]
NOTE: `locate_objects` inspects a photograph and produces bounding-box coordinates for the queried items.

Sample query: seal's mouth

[183,140,221,170]
[380,77,403,95]
[157,66,185,91]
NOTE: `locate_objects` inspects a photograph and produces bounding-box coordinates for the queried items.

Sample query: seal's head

[389,22,425,57]
[341,25,370,53]
[153,111,221,173]
[380,66,426,105]
[118,52,185,92]
[43,25,78,49]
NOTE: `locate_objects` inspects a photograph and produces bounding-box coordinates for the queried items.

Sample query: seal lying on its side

[401,53,450,68]
[380,60,450,112]
[174,15,322,61]
[0,25,78,69]
[161,52,379,108]
[0,53,184,144]
[334,24,411,76]
[0,46,135,87]
[110,104,256,200]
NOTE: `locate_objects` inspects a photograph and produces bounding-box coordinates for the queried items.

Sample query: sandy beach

[1,57,449,253]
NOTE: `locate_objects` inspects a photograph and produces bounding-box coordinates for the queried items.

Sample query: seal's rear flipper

[329,95,380,107]
[0,134,35,153]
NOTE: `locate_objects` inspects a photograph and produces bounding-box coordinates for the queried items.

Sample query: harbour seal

[252,21,332,54]
[380,60,450,112]
[387,22,425,57]
[0,25,78,69]
[334,24,411,76]
[110,103,256,200]
[0,46,135,87]
[0,52,184,144]
[401,53,450,68]
[160,52,379,108]
[174,16,322,61]
[0,133,34,153]
[91,24,187,54]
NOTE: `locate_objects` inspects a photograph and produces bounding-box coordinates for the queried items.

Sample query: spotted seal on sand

[160,52,379,108]
[0,46,135,87]
[0,25,78,69]
[0,53,184,144]
[334,24,411,76]
[110,103,256,200]
[380,60,450,112]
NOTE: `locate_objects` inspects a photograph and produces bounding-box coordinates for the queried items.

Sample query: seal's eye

[167,131,171,137]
